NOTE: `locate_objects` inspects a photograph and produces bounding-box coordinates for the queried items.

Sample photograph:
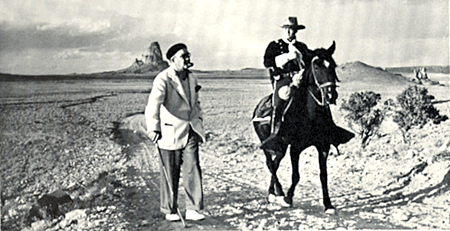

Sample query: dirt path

[106,84,450,230]
[114,126,234,230]
[116,125,410,230]
[3,77,449,230]
[200,147,410,230]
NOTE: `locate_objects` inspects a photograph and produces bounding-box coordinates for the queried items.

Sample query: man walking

[145,43,206,221]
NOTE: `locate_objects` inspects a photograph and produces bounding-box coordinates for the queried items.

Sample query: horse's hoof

[268,194,276,203]
[278,196,291,207]
[324,207,337,215]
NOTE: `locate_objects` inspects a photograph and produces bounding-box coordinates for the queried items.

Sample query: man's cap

[280,17,305,30]
[166,43,187,60]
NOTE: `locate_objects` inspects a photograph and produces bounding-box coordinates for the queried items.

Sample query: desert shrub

[393,86,448,141]
[340,91,386,148]
[383,98,396,110]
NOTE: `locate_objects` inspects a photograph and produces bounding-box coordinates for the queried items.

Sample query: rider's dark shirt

[263,39,313,80]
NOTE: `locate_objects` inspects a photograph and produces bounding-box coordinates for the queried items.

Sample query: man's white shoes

[185,210,205,221]
[165,213,181,221]
[166,210,205,221]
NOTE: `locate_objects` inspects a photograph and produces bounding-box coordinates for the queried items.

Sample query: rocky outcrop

[120,41,169,74]
[145,42,166,69]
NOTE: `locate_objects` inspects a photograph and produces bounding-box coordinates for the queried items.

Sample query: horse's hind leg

[263,149,286,201]
[317,144,336,214]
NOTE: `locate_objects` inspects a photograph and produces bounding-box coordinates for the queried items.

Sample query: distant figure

[261,16,313,149]
[145,43,207,222]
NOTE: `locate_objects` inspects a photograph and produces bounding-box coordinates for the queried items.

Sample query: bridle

[307,56,337,107]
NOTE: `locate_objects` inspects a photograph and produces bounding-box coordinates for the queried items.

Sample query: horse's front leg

[264,149,286,202]
[284,144,303,206]
[317,144,336,214]
[263,150,276,196]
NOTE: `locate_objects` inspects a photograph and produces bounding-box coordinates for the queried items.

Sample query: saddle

[253,92,295,121]
[252,93,295,150]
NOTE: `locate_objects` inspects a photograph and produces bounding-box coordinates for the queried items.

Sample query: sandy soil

[1,70,449,230]
[114,76,450,230]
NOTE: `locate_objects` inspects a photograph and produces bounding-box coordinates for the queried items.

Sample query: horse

[252,41,354,214]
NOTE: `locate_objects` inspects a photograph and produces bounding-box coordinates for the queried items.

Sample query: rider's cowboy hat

[280,17,305,30]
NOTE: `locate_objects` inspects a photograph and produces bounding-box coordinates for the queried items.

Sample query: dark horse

[252,41,354,214]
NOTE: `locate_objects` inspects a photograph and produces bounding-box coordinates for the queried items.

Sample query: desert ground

[1,63,450,230]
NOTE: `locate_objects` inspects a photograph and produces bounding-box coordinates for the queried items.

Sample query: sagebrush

[393,86,448,141]
[340,91,386,148]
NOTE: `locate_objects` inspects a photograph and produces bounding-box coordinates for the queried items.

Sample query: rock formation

[146,42,165,68]
[121,41,169,74]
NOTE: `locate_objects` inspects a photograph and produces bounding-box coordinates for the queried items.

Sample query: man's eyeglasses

[175,53,191,59]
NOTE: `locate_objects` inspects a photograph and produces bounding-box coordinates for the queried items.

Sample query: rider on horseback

[261,16,313,149]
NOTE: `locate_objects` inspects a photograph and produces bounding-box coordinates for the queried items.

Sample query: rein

[307,56,336,107]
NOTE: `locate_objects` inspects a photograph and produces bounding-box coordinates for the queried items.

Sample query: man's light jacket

[145,66,206,150]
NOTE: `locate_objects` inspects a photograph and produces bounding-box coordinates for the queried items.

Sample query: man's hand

[287,51,299,61]
[275,46,301,67]
[291,69,304,88]
[147,131,162,143]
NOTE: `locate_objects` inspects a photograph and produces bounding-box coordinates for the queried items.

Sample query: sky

[0,0,448,75]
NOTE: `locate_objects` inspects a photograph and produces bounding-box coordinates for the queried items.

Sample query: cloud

[34,19,113,34]
[0,23,102,52]
[54,49,85,60]
[0,0,148,51]
[0,0,448,74]
[0,11,145,53]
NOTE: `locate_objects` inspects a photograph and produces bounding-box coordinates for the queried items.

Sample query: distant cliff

[118,41,169,74]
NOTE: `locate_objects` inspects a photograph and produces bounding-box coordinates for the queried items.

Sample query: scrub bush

[393,86,448,142]
[340,91,386,148]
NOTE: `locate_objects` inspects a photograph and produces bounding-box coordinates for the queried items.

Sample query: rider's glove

[291,69,304,88]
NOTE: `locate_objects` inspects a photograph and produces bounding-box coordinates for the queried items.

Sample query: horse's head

[306,41,339,106]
